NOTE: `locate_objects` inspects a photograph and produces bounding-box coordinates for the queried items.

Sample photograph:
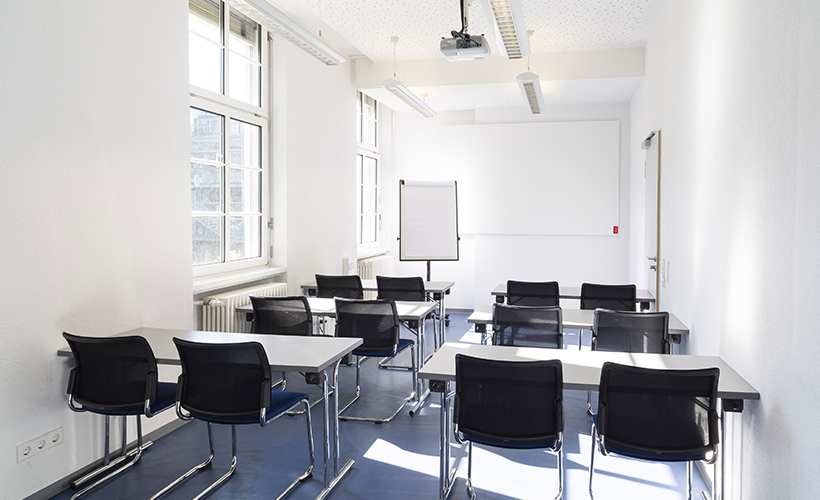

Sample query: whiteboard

[434,120,619,235]
[399,180,459,261]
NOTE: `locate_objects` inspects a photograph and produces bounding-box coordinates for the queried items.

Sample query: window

[356,91,380,247]
[189,0,268,275]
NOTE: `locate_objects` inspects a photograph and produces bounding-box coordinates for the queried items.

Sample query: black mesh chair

[63,333,177,500]
[375,275,435,371]
[580,283,637,311]
[506,280,560,306]
[454,355,564,500]
[592,309,669,354]
[334,298,417,423]
[250,295,313,336]
[250,295,328,409]
[150,339,314,500]
[589,362,720,500]
[586,310,670,413]
[578,283,638,349]
[492,303,563,349]
[315,274,364,299]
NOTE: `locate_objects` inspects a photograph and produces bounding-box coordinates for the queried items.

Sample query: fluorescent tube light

[380,79,436,118]
[480,0,530,59]
[516,72,544,114]
[227,0,346,66]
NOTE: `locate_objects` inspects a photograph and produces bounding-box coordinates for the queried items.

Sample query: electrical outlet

[17,427,63,462]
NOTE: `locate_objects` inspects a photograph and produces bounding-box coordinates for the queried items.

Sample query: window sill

[357,247,389,260]
[193,266,286,295]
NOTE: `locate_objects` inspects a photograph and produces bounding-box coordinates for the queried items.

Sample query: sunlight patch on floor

[362,438,440,477]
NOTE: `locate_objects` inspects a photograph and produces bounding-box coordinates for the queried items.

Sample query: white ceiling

[270,0,662,111]
[295,0,661,62]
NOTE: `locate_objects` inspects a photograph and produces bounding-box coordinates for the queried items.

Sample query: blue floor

[52,313,709,500]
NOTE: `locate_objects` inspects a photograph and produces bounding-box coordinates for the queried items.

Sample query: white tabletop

[491,284,656,303]
[237,297,437,321]
[57,327,362,373]
[467,306,689,336]
[301,279,454,294]
[418,342,759,401]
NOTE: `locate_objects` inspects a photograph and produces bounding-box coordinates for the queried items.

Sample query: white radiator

[357,255,394,299]
[200,282,287,332]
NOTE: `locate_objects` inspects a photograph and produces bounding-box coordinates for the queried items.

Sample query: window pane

[192,163,223,212]
[229,119,260,167]
[362,94,376,119]
[363,186,377,214]
[189,0,221,42]
[228,9,260,106]
[193,216,223,265]
[363,156,377,185]
[229,10,259,60]
[230,168,260,212]
[361,215,376,244]
[189,0,223,94]
[356,93,362,143]
[191,108,223,161]
[230,215,261,260]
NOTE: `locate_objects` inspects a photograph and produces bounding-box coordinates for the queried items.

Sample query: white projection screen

[399,180,459,261]
[437,120,619,235]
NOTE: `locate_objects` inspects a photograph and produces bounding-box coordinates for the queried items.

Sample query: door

[644,129,661,309]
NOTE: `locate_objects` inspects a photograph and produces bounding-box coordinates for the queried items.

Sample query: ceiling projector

[440,35,490,61]
[440,0,490,61]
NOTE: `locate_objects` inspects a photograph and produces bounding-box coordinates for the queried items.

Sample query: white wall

[389,103,632,310]
[271,39,358,292]
[630,1,820,498]
[0,1,192,499]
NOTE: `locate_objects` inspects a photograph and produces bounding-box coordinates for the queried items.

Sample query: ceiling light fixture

[226,0,346,66]
[479,0,530,59]
[380,37,436,118]
[516,72,544,114]
[516,30,542,114]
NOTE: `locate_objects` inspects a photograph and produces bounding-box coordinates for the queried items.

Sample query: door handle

[647,256,657,262]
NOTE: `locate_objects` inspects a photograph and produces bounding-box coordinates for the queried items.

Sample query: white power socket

[17,427,63,462]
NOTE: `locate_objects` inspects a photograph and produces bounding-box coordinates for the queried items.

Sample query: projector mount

[447,0,482,49]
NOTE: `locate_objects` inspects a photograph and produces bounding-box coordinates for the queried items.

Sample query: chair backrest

[376,275,426,302]
[492,304,563,349]
[506,280,560,306]
[334,298,400,355]
[250,295,313,336]
[592,310,670,354]
[454,354,563,448]
[580,283,637,311]
[63,332,159,413]
[315,274,364,299]
[173,338,271,423]
[597,362,720,460]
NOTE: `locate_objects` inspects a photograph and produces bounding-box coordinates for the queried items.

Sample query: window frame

[190,0,271,278]
[356,91,382,252]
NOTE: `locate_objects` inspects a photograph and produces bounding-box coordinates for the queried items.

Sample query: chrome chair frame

[149,340,315,500]
[63,333,175,500]
[588,363,719,500]
[335,298,418,423]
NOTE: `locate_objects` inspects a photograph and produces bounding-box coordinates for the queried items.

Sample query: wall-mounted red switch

[613,226,619,234]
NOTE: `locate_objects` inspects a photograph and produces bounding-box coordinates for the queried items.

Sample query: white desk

[237,297,438,415]
[58,328,362,500]
[301,280,455,348]
[491,284,656,308]
[418,342,759,500]
[466,306,689,345]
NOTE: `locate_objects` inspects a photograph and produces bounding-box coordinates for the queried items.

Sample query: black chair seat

[592,414,711,461]
[352,338,414,358]
[192,390,309,425]
[460,430,559,450]
[82,382,178,415]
